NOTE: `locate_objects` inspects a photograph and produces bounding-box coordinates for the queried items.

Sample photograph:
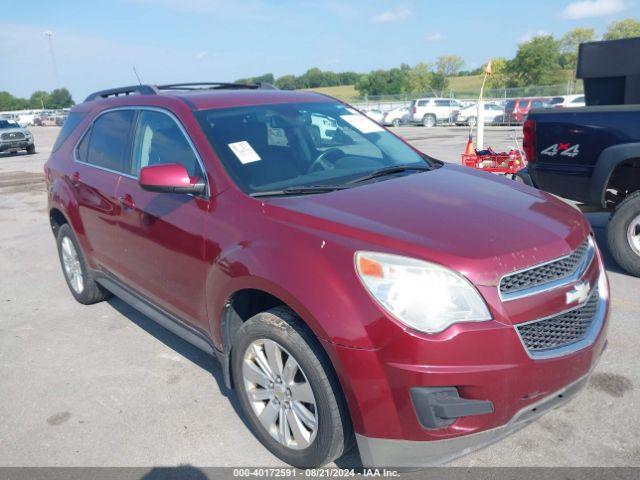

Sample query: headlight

[355,251,491,333]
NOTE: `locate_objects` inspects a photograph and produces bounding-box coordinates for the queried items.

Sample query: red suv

[503,98,547,124]
[46,83,609,468]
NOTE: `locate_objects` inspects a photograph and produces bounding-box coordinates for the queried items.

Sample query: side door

[115,108,210,330]
[72,109,136,273]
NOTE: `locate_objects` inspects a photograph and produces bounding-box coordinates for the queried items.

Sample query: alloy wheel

[61,236,84,294]
[627,214,640,256]
[242,339,318,450]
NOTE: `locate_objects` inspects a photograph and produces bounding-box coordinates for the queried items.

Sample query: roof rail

[156,82,278,91]
[83,82,279,103]
[84,85,158,102]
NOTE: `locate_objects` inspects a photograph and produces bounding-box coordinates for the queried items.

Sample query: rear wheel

[422,114,436,128]
[607,191,640,277]
[56,223,111,304]
[467,116,477,127]
[232,307,352,468]
[392,118,401,127]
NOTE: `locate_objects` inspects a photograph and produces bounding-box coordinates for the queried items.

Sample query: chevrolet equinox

[45,83,609,468]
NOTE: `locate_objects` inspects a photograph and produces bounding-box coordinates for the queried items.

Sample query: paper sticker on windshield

[340,114,384,134]
[228,141,261,164]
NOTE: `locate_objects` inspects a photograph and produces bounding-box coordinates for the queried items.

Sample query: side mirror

[139,163,206,195]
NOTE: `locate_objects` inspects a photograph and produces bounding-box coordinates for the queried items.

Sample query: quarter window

[131,110,202,177]
[86,110,135,173]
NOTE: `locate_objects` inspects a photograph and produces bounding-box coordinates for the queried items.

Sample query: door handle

[118,194,136,210]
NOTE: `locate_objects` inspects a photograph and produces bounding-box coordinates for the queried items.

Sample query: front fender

[590,142,640,207]
[204,231,388,352]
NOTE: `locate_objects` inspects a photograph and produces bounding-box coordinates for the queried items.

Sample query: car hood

[265,164,590,286]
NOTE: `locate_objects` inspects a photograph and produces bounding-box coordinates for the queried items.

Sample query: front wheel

[607,191,640,277]
[26,144,36,154]
[392,118,401,127]
[467,116,477,127]
[232,307,352,468]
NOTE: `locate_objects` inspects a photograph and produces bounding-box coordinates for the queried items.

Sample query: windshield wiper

[346,164,431,185]
[250,185,348,198]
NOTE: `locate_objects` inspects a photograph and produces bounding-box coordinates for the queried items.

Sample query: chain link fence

[352,80,583,111]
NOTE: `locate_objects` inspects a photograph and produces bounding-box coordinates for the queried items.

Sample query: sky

[1,0,638,102]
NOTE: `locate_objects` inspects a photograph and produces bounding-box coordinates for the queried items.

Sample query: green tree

[48,88,74,109]
[30,90,50,109]
[435,55,465,77]
[338,71,360,85]
[429,72,449,95]
[560,27,595,70]
[603,18,640,40]
[275,74,298,90]
[485,57,509,90]
[507,35,563,86]
[0,91,28,110]
[407,62,431,93]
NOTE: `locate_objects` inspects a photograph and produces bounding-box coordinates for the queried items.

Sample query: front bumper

[0,140,32,152]
[325,255,609,467]
[356,368,595,467]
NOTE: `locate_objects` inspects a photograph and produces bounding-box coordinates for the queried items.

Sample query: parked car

[519,105,640,276]
[408,98,462,127]
[502,98,547,124]
[46,83,609,468]
[548,95,586,108]
[455,102,504,127]
[362,108,384,124]
[382,107,409,127]
[0,119,35,154]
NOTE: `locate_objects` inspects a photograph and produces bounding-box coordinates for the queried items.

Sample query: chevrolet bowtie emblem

[566,281,590,305]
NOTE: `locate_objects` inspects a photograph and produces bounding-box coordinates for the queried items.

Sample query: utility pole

[43,30,60,88]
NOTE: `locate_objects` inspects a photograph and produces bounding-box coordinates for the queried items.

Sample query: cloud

[425,32,444,42]
[195,50,208,60]
[519,30,551,42]
[560,0,629,19]
[371,8,411,23]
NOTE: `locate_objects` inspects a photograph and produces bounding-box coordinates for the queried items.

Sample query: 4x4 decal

[541,143,580,158]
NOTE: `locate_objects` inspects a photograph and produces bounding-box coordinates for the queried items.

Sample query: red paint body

[45,89,609,447]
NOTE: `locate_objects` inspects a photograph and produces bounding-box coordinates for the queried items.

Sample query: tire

[392,118,401,127]
[607,191,640,277]
[467,116,477,128]
[26,144,36,154]
[56,223,111,304]
[422,114,436,128]
[232,306,352,468]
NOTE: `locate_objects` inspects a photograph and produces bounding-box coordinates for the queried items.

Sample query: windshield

[196,102,434,195]
[0,120,18,129]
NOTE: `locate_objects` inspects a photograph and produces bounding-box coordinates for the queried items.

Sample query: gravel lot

[0,126,638,467]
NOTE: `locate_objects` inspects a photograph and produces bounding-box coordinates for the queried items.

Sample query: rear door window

[86,110,136,173]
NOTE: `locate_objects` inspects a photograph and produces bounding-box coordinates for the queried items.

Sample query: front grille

[516,286,599,353]
[500,239,591,296]
[1,132,25,141]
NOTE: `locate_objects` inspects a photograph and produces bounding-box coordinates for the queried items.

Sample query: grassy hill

[303,85,359,101]
[305,70,579,101]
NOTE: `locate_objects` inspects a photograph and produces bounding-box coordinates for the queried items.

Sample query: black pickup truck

[519,106,640,276]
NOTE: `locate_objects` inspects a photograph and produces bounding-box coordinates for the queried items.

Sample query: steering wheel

[307,148,345,173]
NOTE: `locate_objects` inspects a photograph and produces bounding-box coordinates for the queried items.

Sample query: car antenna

[133,66,143,85]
